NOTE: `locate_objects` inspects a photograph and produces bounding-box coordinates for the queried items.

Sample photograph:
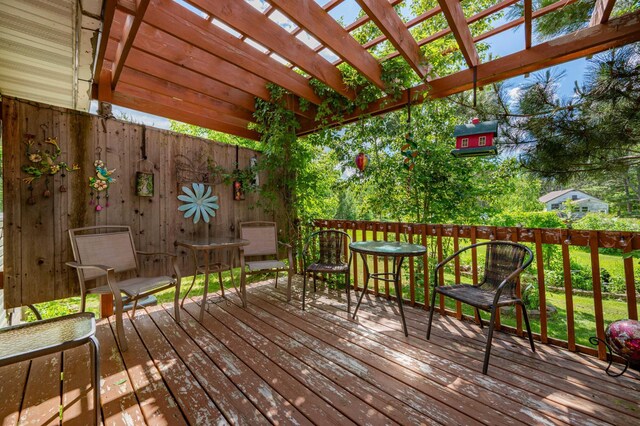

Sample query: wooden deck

[2,277,640,426]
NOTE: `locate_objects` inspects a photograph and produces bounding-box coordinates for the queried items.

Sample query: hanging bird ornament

[355,152,369,173]
[89,157,116,212]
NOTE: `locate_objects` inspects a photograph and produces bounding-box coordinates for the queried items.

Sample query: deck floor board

[2,277,639,426]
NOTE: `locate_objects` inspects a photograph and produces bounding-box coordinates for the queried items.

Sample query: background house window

[572,195,578,200]
[478,136,486,146]
[461,138,468,148]
[551,203,559,210]
[581,206,589,212]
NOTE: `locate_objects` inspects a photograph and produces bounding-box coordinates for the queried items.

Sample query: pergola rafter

[356,0,431,79]
[91,0,640,141]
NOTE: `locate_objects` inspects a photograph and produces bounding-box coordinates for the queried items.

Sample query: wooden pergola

[94,0,640,140]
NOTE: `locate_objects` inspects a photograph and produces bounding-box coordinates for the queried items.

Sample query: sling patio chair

[239,221,293,305]
[67,225,181,352]
[426,241,535,374]
[301,229,352,312]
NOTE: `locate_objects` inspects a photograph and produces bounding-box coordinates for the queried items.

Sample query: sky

[108,0,591,129]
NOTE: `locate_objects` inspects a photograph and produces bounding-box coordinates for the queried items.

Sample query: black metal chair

[426,241,535,374]
[302,230,352,312]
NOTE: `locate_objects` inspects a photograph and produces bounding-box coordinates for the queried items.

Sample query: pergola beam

[356,0,430,79]
[525,0,533,49]
[147,0,322,106]
[112,0,150,88]
[94,0,116,79]
[189,0,356,100]
[298,10,640,136]
[437,0,480,68]
[590,0,617,26]
[269,0,385,90]
[111,91,261,140]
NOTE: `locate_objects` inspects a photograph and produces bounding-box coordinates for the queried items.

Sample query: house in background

[539,189,609,218]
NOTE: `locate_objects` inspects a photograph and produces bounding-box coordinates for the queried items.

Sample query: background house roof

[539,189,575,203]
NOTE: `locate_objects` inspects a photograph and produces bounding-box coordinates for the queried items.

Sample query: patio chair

[67,226,181,352]
[239,221,293,305]
[301,230,352,312]
[426,241,535,374]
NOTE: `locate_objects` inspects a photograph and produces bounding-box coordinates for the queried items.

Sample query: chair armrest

[136,251,177,258]
[279,241,294,270]
[65,262,121,296]
[65,261,114,273]
[277,241,292,249]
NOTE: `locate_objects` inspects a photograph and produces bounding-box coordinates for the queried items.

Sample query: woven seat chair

[239,221,293,304]
[301,230,352,312]
[426,241,534,374]
[67,226,181,352]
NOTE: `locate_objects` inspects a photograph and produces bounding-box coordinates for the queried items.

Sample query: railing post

[562,229,576,352]
[589,231,607,360]
[453,225,461,319]
[422,224,429,310]
[623,234,638,320]
[534,229,548,343]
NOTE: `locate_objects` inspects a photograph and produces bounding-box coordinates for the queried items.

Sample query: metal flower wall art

[178,183,219,224]
[22,134,79,204]
[89,158,116,212]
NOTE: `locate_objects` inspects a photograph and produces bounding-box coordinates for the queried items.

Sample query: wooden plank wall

[1,97,273,308]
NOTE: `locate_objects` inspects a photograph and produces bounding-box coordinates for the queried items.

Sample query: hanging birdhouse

[355,152,369,172]
[451,118,498,157]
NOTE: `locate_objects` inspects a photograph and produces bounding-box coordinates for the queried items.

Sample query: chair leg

[475,308,484,329]
[302,273,308,311]
[426,288,438,340]
[174,280,181,323]
[181,275,197,308]
[275,271,279,288]
[240,271,247,308]
[483,307,498,374]
[80,292,87,313]
[346,272,351,315]
[113,295,128,352]
[521,303,536,353]
[218,271,225,297]
[131,298,139,318]
[286,268,292,302]
[313,274,317,292]
[89,336,101,426]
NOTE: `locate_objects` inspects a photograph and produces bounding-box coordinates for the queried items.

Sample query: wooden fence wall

[1,97,273,308]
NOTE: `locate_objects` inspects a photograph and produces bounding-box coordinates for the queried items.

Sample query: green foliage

[488,211,566,228]
[574,213,640,231]
[169,121,261,150]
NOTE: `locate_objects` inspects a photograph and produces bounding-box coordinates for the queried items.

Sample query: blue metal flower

[177,183,219,224]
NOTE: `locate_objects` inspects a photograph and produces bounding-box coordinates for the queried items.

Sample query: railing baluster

[409,226,415,306]
[373,222,379,296]
[436,225,444,314]
[511,227,523,336]
[623,235,638,320]
[534,229,548,344]
[422,224,429,310]
[351,222,358,292]
[453,225,461,319]
[590,231,607,360]
[561,230,576,352]
[383,224,390,298]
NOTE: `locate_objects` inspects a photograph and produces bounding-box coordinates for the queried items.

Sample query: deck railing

[310,219,640,361]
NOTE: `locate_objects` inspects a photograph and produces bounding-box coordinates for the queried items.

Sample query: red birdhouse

[451,118,498,157]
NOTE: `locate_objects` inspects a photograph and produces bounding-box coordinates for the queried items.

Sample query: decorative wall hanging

[22,133,79,204]
[89,147,116,212]
[175,155,209,184]
[178,183,219,224]
[233,145,244,201]
[135,127,154,197]
[250,156,259,188]
[355,152,369,172]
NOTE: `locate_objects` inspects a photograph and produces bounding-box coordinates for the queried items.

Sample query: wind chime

[233,144,245,201]
[135,127,154,197]
[401,88,419,171]
[89,147,116,212]
[451,67,498,157]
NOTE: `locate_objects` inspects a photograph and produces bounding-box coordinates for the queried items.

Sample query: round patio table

[350,241,426,336]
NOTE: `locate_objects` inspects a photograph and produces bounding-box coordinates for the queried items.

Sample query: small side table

[176,237,249,322]
[350,241,426,336]
[0,313,99,425]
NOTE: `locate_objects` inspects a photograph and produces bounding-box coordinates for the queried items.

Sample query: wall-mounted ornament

[233,144,244,201]
[89,147,116,212]
[135,159,154,197]
[22,133,79,203]
[178,183,219,224]
[250,156,259,188]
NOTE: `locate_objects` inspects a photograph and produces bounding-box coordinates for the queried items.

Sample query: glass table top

[349,241,427,256]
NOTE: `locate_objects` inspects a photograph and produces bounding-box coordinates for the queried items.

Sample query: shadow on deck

[2,276,639,425]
